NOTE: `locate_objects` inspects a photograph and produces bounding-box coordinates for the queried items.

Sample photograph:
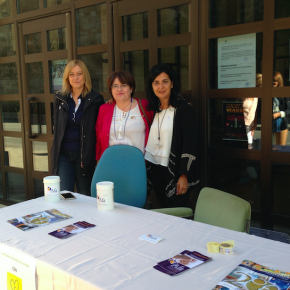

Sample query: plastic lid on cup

[97,181,114,190]
[43,176,60,183]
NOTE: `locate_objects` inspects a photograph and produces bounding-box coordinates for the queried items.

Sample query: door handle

[26,97,37,139]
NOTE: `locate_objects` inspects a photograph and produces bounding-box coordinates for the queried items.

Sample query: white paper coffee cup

[43,176,60,202]
[96,181,114,210]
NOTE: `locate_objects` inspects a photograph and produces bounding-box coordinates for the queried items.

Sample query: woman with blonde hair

[51,60,104,195]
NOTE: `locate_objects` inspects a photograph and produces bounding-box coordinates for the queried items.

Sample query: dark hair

[273,71,283,87]
[146,63,180,112]
[107,70,135,98]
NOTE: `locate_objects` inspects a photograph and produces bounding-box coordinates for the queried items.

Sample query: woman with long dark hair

[145,63,199,208]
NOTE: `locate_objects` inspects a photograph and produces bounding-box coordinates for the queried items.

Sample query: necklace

[155,108,168,154]
[114,98,132,140]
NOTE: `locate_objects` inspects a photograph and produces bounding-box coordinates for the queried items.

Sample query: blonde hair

[59,60,92,97]
[256,73,262,87]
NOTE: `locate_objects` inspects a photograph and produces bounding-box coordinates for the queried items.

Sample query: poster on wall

[50,59,67,92]
[0,243,36,290]
[223,102,247,141]
[218,33,256,89]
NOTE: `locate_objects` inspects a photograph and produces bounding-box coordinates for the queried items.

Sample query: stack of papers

[48,221,96,239]
[154,250,211,276]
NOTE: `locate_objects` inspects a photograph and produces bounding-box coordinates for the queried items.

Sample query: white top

[145,107,174,166]
[1,193,290,290]
[109,104,146,153]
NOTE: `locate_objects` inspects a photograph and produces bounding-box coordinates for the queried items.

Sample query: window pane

[272,163,290,216]
[76,3,107,47]
[209,33,263,89]
[0,24,16,57]
[274,29,290,86]
[210,157,261,211]
[17,0,39,14]
[30,102,46,134]
[209,0,264,28]
[25,32,42,54]
[0,170,3,199]
[47,28,66,51]
[27,62,44,94]
[0,63,19,95]
[44,0,70,8]
[275,0,290,19]
[32,141,48,172]
[158,46,189,90]
[122,12,148,41]
[4,137,23,168]
[158,4,188,36]
[272,97,290,151]
[0,0,12,19]
[34,179,44,198]
[209,98,262,150]
[78,53,108,92]
[1,101,21,132]
[49,59,67,93]
[123,50,149,91]
[6,172,25,202]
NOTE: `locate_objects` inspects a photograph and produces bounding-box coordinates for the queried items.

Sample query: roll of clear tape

[207,240,235,255]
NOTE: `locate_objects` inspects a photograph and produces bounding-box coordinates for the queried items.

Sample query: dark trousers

[57,150,93,196]
[150,163,190,208]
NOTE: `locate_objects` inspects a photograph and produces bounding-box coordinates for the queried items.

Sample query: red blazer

[96,98,154,160]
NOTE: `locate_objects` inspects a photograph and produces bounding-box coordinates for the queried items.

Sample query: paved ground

[0,204,7,208]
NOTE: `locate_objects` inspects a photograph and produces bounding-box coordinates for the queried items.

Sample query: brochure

[212,260,290,290]
[139,234,164,244]
[48,221,96,239]
[154,250,211,276]
[7,209,72,231]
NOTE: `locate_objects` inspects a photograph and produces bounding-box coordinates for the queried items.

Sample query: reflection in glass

[79,53,108,92]
[17,0,39,14]
[275,0,290,19]
[44,0,70,8]
[76,3,107,47]
[6,172,25,202]
[49,59,67,93]
[0,24,16,57]
[0,63,19,95]
[30,102,46,134]
[47,28,66,51]
[209,33,263,89]
[158,46,189,90]
[123,12,148,41]
[0,0,12,19]
[274,30,290,86]
[272,163,290,216]
[209,0,264,28]
[32,141,48,172]
[0,170,3,199]
[123,50,149,91]
[1,101,21,132]
[51,102,54,134]
[209,98,261,150]
[210,157,261,211]
[27,62,44,94]
[158,5,188,36]
[4,137,24,168]
[34,179,44,198]
[25,33,42,54]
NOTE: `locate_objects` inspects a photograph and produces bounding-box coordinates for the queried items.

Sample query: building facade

[0,0,290,230]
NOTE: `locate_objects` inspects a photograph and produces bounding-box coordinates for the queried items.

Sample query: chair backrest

[194,187,251,232]
[91,145,147,208]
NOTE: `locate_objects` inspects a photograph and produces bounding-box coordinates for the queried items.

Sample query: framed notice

[50,59,67,93]
[0,243,36,290]
[218,33,256,89]
[222,102,247,141]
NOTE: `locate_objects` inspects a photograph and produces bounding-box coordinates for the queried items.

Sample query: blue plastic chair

[91,145,147,208]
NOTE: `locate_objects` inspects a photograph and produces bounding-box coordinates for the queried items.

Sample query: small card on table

[48,221,96,239]
[139,234,164,244]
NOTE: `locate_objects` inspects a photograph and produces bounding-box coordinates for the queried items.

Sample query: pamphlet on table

[154,250,211,276]
[48,221,96,239]
[212,260,290,290]
[7,209,72,231]
[139,234,164,244]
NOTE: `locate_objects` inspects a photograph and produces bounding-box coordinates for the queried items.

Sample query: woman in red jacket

[96,70,154,160]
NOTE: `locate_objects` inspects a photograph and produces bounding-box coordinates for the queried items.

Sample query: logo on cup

[97,195,106,203]
[47,187,58,193]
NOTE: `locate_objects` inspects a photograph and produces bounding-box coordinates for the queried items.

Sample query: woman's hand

[107,98,115,105]
[176,174,188,195]
[273,112,281,119]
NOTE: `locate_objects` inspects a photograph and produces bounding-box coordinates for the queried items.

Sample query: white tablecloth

[0,193,290,290]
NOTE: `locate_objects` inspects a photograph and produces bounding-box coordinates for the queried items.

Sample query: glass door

[18,13,73,199]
